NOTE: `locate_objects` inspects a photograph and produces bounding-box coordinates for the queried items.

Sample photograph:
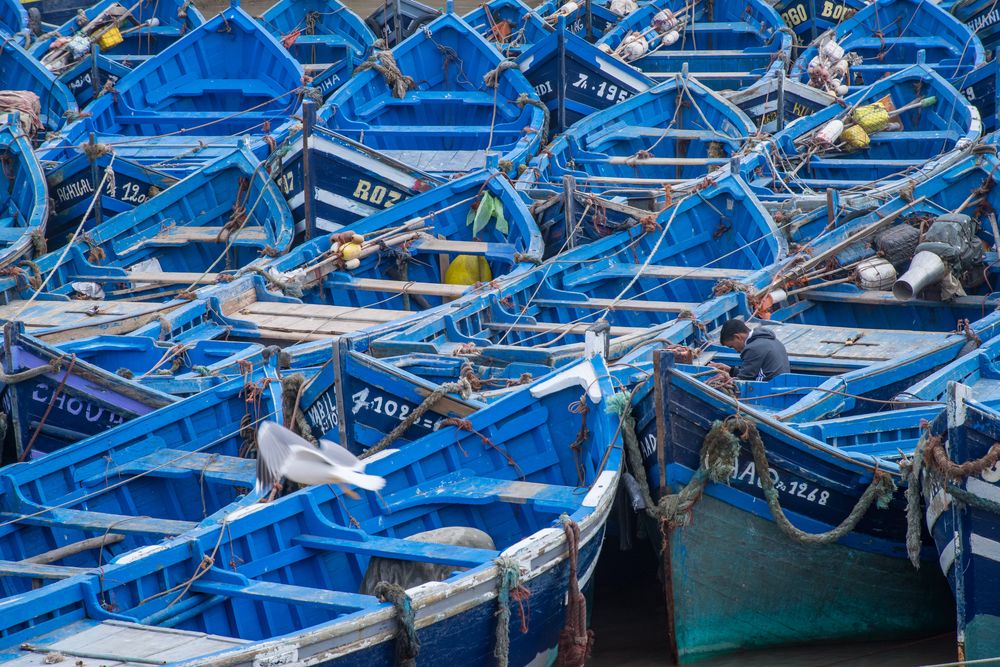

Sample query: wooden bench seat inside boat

[0,299,178,341]
[0,560,90,580]
[232,301,416,341]
[0,508,195,536]
[384,471,583,513]
[532,297,697,313]
[189,577,378,613]
[294,533,499,568]
[80,449,255,487]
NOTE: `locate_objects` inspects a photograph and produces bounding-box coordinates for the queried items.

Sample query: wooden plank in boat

[151,226,269,243]
[190,579,377,613]
[491,321,647,336]
[294,533,499,567]
[87,449,255,487]
[7,620,247,666]
[574,264,752,282]
[605,156,730,166]
[0,509,196,536]
[380,149,485,173]
[0,300,178,342]
[410,237,494,255]
[804,290,1000,308]
[350,278,468,298]
[239,301,411,323]
[0,560,89,579]
[772,324,952,361]
[533,297,696,312]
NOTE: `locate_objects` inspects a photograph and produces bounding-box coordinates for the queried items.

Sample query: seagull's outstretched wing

[255,421,308,493]
[319,438,365,471]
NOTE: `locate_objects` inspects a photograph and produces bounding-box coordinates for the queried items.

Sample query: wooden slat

[606,156,729,166]
[0,509,195,536]
[350,278,468,298]
[534,297,696,313]
[189,579,377,613]
[0,560,90,579]
[411,238,496,255]
[294,533,498,567]
[491,321,647,336]
[239,301,411,323]
[0,300,179,342]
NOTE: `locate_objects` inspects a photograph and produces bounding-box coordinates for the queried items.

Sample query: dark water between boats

[196,1,960,663]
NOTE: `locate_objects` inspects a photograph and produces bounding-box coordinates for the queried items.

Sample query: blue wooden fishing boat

[258,0,375,98]
[516,18,653,134]
[332,173,780,450]
[318,10,545,177]
[635,187,1000,655]
[519,74,755,254]
[0,354,621,667]
[0,37,77,139]
[0,320,271,461]
[0,146,293,345]
[741,61,982,204]
[595,0,792,91]
[790,0,984,94]
[19,144,294,306]
[0,359,288,599]
[268,123,442,237]
[241,165,542,323]
[462,0,549,58]
[29,0,205,107]
[651,338,956,662]
[45,154,177,248]
[924,382,1000,663]
[37,0,305,188]
[0,116,49,270]
[770,0,864,43]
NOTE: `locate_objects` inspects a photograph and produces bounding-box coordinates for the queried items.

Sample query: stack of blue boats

[0,0,999,664]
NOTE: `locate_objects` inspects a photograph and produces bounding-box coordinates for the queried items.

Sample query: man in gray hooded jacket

[709,319,789,381]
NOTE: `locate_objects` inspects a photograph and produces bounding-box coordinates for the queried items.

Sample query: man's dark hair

[720,318,750,344]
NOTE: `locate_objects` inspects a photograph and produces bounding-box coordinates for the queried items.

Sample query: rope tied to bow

[556,516,593,666]
[374,582,420,667]
[483,59,519,88]
[516,92,549,146]
[493,556,531,667]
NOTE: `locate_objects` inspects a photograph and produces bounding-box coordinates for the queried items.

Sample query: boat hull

[662,492,953,662]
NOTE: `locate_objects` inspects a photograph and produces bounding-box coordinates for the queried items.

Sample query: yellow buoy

[97,25,124,50]
[444,255,492,285]
[841,124,870,149]
[851,103,890,134]
[340,242,362,261]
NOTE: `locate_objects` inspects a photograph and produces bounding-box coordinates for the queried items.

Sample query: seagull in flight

[256,421,386,501]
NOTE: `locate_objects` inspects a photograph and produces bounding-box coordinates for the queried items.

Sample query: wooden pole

[301,99,317,241]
